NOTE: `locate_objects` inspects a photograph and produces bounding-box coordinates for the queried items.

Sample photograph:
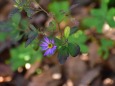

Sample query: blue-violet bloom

[40,37,57,56]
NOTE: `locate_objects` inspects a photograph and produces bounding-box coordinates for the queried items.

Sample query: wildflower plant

[0,0,88,70]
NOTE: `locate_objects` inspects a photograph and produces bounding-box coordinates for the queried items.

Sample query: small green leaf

[64,26,70,39]
[103,49,109,60]
[48,1,69,21]
[25,31,38,47]
[82,17,99,28]
[10,43,42,71]
[8,8,20,18]
[30,24,37,32]
[68,30,86,44]
[25,8,34,17]
[54,38,62,47]
[0,32,7,41]
[79,44,88,53]
[91,9,105,17]
[21,19,29,30]
[106,8,115,27]
[58,46,69,64]
[68,43,80,57]
[11,13,21,26]
[101,38,114,48]
[99,38,114,59]
[70,26,78,35]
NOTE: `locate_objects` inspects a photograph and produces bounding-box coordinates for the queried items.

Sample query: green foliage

[68,30,88,53]
[70,26,79,35]
[64,26,70,39]
[58,46,69,64]
[21,19,29,30]
[98,38,114,59]
[11,13,21,26]
[10,43,42,71]
[68,43,80,57]
[25,30,38,47]
[13,0,35,17]
[0,33,8,41]
[48,1,69,21]
[83,0,115,33]
[57,28,86,64]
[0,0,89,66]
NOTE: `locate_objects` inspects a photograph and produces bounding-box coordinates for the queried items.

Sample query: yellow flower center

[48,43,53,48]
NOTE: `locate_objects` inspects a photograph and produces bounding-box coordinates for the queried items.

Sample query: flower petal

[44,49,52,56]
[48,46,57,55]
[40,43,48,47]
[52,46,57,52]
[40,41,48,46]
[44,37,50,43]
[41,46,48,51]
[51,39,54,44]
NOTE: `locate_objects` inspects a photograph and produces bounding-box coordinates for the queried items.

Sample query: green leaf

[98,47,103,56]
[68,43,80,57]
[11,13,21,26]
[68,30,86,44]
[9,28,20,41]
[54,38,62,47]
[25,31,38,47]
[25,8,34,17]
[0,32,7,41]
[82,17,99,28]
[68,30,88,53]
[75,31,87,43]
[21,19,29,30]
[83,17,105,33]
[8,8,20,18]
[96,20,105,33]
[70,26,78,35]
[101,0,109,13]
[30,24,37,32]
[64,26,70,39]
[100,38,114,59]
[91,9,105,17]
[101,38,114,48]
[10,43,42,71]
[79,44,88,53]
[82,0,110,33]
[57,46,69,64]
[103,49,109,60]
[106,8,115,27]
[48,1,69,21]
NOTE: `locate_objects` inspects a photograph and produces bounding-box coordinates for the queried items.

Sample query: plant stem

[37,3,63,38]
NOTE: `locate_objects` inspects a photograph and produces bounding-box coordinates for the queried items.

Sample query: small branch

[38,4,50,16]
[52,17,63,39]
[37,3,63,39]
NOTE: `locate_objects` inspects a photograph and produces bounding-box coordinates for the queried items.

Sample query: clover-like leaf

[68,43,80,57]
[58,46,69,64]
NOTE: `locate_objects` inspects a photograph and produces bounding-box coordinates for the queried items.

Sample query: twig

[37,3,63,38]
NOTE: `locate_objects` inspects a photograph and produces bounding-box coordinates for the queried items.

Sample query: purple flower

[40,37,57,56]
